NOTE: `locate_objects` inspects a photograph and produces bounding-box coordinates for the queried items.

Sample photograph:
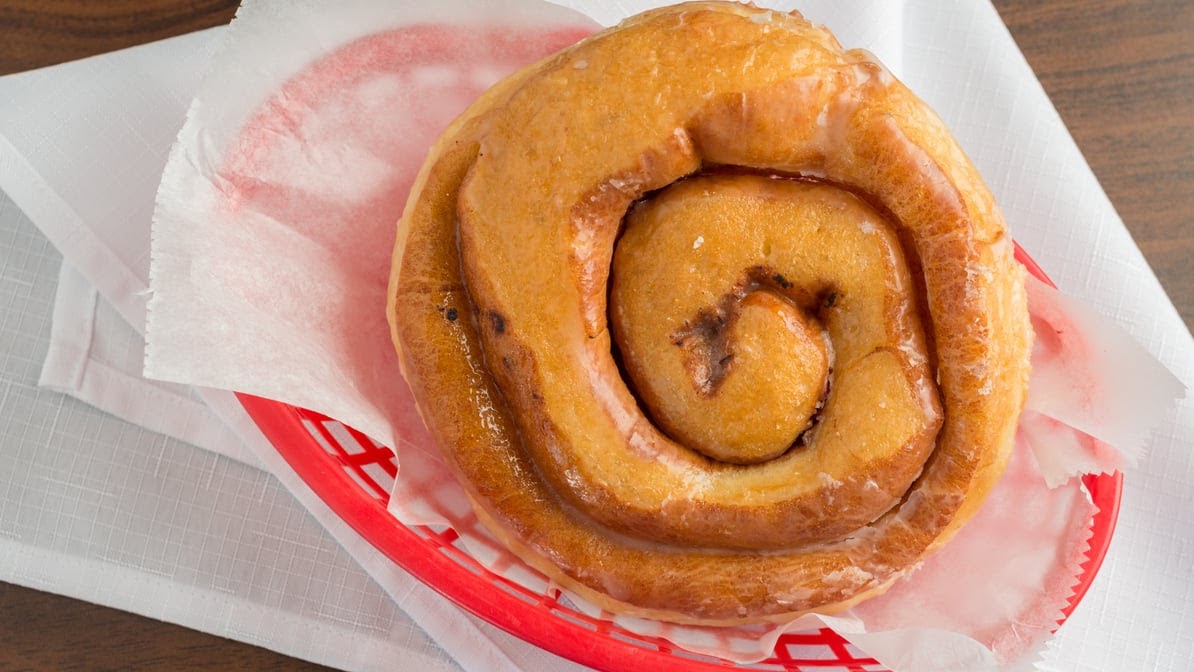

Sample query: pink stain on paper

[851,438,1098,664]
[206,23,593,454]
[218,24,592,275]
[1022,273,1129,485]
[1026,272,1098,420]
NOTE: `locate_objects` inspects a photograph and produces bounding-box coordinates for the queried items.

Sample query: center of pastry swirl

[610,173,939,475]
[467,169,941,551]
[614,174,923,465]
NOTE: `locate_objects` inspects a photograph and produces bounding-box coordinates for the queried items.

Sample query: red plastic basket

[237,244,1121,672]
[214,14,1117,669]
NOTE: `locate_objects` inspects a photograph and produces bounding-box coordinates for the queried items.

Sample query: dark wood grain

[994,0,1194,332]
[0,1,1189,671]
[0,0,239,74]
[0,582,336,671]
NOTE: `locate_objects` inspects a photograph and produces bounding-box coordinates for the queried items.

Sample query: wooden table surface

[1,1,1190,670]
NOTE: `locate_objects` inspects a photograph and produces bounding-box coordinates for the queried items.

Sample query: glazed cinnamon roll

[388,2,1031,623]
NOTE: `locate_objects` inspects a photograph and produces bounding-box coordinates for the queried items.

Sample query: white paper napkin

[0,192,461,672]
[2,2,1192,672]
[40,261,255,464]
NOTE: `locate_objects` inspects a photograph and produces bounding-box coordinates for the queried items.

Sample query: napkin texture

[0,193,459,672]
[0,29,219,331]
[40,261,255,464]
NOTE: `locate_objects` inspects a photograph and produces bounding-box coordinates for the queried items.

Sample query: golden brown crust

[388,1,1031,623]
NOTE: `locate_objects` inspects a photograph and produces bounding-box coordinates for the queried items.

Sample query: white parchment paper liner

[145,1,1185,669]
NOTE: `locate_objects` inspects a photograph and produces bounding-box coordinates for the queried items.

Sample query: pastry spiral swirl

[388,2,1031,622]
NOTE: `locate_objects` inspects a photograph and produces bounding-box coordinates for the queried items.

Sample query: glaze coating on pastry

[388,2,1032,623]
